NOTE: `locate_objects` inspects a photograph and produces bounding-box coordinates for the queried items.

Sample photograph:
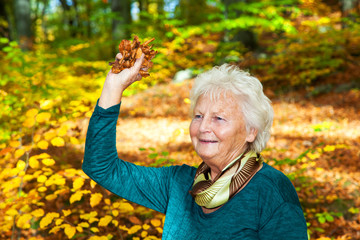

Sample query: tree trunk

[138,0,149,21]
[59,0,76,37]
[111,0,131,41]
[72,0,82,37]
[0,0,10,39]
[85,1,92,38]
[178,0,207,25]
[13,0,32,50]
[41,0,49,41]
[340,0,360,28]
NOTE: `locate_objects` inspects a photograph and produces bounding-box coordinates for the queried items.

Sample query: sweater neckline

[194,163,268,218]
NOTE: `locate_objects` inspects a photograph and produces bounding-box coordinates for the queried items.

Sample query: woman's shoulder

[172,164,197,178]
[257,163,292,185]
[252,163,301,205]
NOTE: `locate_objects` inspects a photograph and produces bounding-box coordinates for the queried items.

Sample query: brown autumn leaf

[109,35,157,77]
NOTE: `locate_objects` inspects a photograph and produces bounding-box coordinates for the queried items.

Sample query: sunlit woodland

[1,0,360,239]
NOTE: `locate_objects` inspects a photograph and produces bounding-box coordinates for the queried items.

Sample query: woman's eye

[216,116,224,121]
[194,115,202,119]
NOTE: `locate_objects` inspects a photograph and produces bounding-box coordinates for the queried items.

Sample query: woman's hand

[98,53,145,109]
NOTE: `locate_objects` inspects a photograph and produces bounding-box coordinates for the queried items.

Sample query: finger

[132,54,145,73]
[115,53,123,60]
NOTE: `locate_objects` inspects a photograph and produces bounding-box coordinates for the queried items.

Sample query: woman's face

[189,92,257,173]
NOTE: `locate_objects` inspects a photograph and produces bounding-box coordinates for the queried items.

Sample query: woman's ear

[246,128,258,143]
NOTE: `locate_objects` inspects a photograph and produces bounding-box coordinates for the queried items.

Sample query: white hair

[190,64,274,153]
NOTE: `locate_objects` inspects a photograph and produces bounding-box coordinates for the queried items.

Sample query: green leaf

[148,153,158,159]
[2,46,12,52]
[318,216,326,224]
[0,38,9,44]
[161,151,169,156]
[9,41,18,47]
[325,214,334,222]
[349,207,360,214]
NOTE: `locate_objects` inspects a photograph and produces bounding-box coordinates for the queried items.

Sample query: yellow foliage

[9,140,20,148]
[323,145,336,152]
[57,125,68,137]
[80,211,97,220]
[70,136,80,145]
[6,208,18,216]
[33,134,41,142]
[51,137,65,147]
[29,157,40,168]
[42,158,55,166]
[72,177,85,191]
[119,225,129,231]
[14,148,25,158]
[306,152,320,160]
[38,186,47,192]
[112,209,119,217]
[37,175,47,183]
[104,198,111,205]
[98,215,113,227]
[70,191,83,204]
[16,160,26,170]
[90,180,97,188]
[128,225,142,235]
[141,230,148,238]
[23,118,35,128]
[49,226,61,234]
[90,227,99,233]
[26,108,39,118]
[55,219,63,225]
[36,112,51,123]
[76,226,83,232]
[90,193,103,207]
[64,224,76,239]
[40,212,60,228]
[62,209,71,216]
[150,219,161,227]
[142,224,150,230]
[112,219,119,227]
[44,130,57,140]
[37,140,49,150]
[78,222,90,228]
[45,174,66,186]
[119,202,134,212]
[37,153,51,159]
[40,99,55,110]
[89,236,108,240]
[16,213,32,229]
[183,98,191,104]
[46,194,57,201]
[31,209,45,217]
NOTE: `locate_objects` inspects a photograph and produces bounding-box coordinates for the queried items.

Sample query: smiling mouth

[199,139,218,143]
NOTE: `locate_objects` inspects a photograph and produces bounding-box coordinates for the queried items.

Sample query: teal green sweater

[82,102,308,240]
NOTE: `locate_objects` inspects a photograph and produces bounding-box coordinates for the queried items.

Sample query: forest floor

[90,78,360,239]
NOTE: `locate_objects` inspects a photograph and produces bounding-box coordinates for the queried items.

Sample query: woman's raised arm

[98,53,144,109]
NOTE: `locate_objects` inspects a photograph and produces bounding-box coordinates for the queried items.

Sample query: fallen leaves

[109,35,158,77]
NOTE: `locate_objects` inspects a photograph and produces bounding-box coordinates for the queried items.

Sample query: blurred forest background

[1,0,360,239]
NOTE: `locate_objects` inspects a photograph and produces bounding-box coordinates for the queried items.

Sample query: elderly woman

[83,54,308,239]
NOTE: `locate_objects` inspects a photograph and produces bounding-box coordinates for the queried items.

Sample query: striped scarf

[189,150,263,209]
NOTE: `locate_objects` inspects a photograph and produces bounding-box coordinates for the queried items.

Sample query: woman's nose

[199,117,211,132]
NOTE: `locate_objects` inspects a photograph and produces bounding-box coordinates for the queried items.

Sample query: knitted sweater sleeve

[82,101,174,214]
